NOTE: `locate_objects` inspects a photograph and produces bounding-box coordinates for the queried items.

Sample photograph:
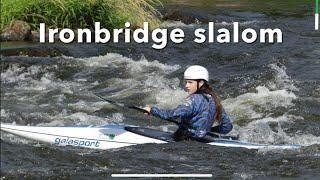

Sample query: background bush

[1,0,161,30]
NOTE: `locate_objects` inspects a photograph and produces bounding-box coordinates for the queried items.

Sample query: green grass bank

[1,0,161,31]
[1,0,314,32]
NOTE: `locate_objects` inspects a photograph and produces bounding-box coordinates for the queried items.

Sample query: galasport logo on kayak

[54,137,101,147]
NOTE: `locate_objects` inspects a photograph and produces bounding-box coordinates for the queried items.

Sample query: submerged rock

[163,10,199,24]
[160,7,213,24]
[1,20,32,41]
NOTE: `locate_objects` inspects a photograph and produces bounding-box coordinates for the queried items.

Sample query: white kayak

[0,123,301,150]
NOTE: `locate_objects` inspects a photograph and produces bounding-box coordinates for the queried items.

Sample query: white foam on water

[160,20,197,28]
[232,172,255,179]
[62,112,117,125]
[1,63,83,94]
[239,114,296,144]
[223,86,297,121]
[38,119,66,127]
[153,88,188,108]
[144,75,187,108]
[268,63,298,91]
[221,62,317,145]
[219,20,260,26]
[1,64,51,91]
[2,53,185,127]
[224,87,307,145]
[1,64,40,83]
[0,60,98,126]
[1,109,9,118]
[65,112,108,124]
[100,78,142,98]
[127,56,179,75]
[77,53,186,108]
[67,100,106,113]
[78,53,180,75]
[234,110,320,146]
[37,111,124,127]
[291,134,320,146]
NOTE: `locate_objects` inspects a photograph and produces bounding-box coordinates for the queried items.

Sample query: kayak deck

[1,123,301,150]
[124,126,238,142]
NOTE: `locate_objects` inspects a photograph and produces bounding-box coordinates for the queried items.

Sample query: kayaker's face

[184,80,203,95]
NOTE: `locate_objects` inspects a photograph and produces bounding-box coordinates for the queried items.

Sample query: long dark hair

[196,81,222,123]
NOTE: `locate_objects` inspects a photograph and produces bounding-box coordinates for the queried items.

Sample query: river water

[1,2,320,179]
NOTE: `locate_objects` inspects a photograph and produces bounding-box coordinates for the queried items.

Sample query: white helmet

[184,65,209,82]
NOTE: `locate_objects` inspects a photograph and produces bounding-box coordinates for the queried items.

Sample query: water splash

[268,63,298,91]
[76,53,185,107]
[223,86,297,121]
[221,62,318,145]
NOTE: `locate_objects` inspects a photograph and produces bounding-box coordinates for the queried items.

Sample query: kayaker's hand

[143,106,151,115]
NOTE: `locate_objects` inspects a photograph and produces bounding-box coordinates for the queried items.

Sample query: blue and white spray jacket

[151,93,233,138]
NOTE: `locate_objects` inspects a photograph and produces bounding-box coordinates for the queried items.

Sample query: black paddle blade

[127,105,150,114]
[207,132,239,140]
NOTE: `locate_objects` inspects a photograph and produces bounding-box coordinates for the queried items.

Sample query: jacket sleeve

[211,107,233,134]
[150,97,194,122]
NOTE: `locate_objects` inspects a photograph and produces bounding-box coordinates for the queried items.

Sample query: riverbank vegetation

[1,0,162,31]
[1,0,313,32]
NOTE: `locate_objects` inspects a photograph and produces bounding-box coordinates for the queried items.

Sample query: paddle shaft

[93,94,237,140]
[94,94,149,114]
[94,94,180,125]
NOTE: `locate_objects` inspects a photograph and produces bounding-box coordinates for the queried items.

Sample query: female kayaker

[144,65,233,141]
